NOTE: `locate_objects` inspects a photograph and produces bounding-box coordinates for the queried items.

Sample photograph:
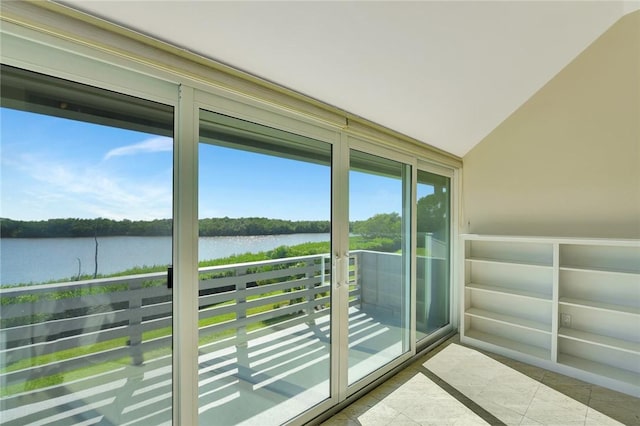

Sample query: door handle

[332,255,340,288]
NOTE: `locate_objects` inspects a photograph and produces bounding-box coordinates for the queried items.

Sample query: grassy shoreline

[2,236,395,288]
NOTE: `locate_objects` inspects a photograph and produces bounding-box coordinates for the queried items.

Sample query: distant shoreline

[0,217,331,239]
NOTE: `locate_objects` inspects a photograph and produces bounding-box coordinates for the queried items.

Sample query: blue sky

[1,108,417,222]
[1,108,172,221]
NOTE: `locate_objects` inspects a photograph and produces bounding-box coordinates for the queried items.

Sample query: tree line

[1,192,445,240]
[0,217,330,238]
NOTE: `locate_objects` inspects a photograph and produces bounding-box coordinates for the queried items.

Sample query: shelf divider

[467,257,552,268]
[558,328,640,354]
[559,297,640,316]
[465,307,551,333]
[467,282,551,301]
[558,353,640,386]
[465,329,551,360]
[560,265,640,276]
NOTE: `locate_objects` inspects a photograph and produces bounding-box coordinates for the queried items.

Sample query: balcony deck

[0,252,406,425]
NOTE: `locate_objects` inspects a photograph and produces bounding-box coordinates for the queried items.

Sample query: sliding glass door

[416,169,451,342]
[197,110,333,424]
[0,65,174,425]
[347,150,412,385]
[0,62,456,424]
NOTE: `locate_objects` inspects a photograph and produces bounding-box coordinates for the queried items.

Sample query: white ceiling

[58,1,638,157]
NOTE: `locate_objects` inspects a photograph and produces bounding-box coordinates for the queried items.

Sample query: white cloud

[104,136,172,160]
[3,152,172,220]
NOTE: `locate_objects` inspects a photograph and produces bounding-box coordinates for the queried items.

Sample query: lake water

[0,233,330,285]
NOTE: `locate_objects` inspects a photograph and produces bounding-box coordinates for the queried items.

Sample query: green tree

[416,191,448,247]
[352,213,401,239]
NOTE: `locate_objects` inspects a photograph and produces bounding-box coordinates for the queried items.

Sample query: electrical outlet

[561,313,571,328]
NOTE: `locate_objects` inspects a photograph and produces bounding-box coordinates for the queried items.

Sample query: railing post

[353,253,362,309]
[305,259,316,322]
[235,267,251,390]
[321,254,329,310]
[128,278,143,366]
[425,233,434,325]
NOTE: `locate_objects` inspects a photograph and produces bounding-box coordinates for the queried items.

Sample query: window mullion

[173,85,199,426]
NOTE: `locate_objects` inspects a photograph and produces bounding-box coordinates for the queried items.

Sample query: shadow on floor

[321,335,640,426]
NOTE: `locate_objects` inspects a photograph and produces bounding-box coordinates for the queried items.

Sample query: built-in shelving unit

[463,238,554,361]
[460,235,640,397]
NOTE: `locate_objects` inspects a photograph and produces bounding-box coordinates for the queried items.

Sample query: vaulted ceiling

[57,1,637,157]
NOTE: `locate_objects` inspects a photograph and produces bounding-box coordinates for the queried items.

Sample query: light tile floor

[320,335,640,426]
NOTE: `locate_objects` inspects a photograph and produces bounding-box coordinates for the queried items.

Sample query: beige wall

[462,11,640,239]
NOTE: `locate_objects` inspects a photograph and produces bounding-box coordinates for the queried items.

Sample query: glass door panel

[348,150,411,385]
[416,170,451,342]
[0,65,174,425]
[198,110,332,425]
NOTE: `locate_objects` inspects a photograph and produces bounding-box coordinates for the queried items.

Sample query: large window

[0,65,174,425]
[197,110,333,424]
[0,59,456,424]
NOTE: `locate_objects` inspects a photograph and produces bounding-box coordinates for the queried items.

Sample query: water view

[0,233,330,285]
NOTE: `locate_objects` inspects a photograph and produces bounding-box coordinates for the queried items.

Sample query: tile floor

[320,335,640,426]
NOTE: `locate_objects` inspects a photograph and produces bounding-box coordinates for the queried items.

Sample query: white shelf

[559,297,640,316]
[461,234,640,397]
[466,308,551,334]
[558,353,640,386]
[467,257,551,268]
[558,328,640,354]
[560,265,640,276]
[465,329,550,360]
[467,283,551,301]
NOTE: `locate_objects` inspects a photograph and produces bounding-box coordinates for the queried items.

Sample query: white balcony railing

[0,253,363,425]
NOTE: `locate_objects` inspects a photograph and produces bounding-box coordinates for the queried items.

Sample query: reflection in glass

[198,110,332,425]
[0,65,173,425]
[416,170,451,342]
[348,150,411,385]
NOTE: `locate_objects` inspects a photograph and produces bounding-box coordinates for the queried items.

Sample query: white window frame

[1,10,462,424]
